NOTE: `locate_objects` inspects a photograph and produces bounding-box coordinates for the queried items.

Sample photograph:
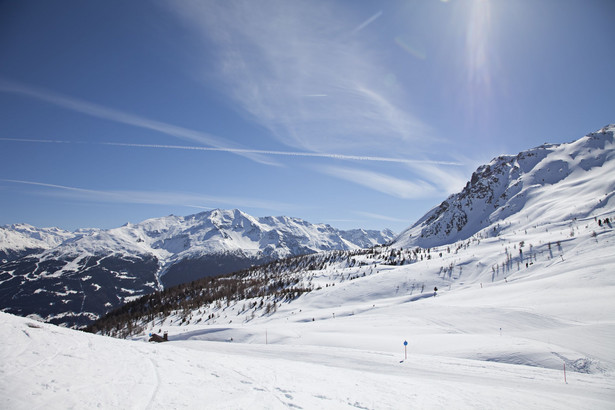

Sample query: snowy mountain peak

[0,210,394,326]
[0,223,74,261]
[394,125,615,248]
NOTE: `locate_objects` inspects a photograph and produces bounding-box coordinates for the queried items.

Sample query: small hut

[149,331,168,343]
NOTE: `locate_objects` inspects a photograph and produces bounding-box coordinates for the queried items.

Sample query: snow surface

[0,224,74,260]
[395,125,615,248]
[1,209,395,277]
[2,212,614,409]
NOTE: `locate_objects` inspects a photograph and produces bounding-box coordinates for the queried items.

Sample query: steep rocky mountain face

[0,209,394,327]
[394,125,615,248]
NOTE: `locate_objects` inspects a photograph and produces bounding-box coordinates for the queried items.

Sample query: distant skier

[433,286,438,297]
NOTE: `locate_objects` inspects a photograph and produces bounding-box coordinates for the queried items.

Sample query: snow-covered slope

[0,210,394,327]
[394,125,615,248]
[0,224,75,262]
[127,209,394,264]
[2,209,394,267]
[3,211,614,409]
[340,228,395,248]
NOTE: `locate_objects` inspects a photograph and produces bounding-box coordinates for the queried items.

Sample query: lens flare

[394,37,427,60]
[464,0,494,126]
[466,0,491,87]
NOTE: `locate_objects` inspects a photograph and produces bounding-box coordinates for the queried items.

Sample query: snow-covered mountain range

[89,124,615,335]
[1,126,614,409]
[0,209,394,327]
[2,124,614,330]
[395,124,615,248]
[0,224,77,261]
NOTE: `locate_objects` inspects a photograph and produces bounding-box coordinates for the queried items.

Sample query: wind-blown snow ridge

[394,125,615,248]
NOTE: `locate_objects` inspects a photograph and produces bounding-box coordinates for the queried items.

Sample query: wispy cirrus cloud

[320,166,438,199]
[0,179,292,212]
[320,160,473,201]
[407,161,471,195]
[0,78,277,166]
[0,138,463,166]
[165,0,435,156]
[354,211,409,223]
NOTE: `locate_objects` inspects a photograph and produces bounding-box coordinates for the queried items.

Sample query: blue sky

[0,0,613,233]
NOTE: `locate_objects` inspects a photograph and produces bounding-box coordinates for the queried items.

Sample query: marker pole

[564,362,567,383]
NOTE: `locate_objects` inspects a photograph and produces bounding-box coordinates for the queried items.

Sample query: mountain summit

[395,125,615,248]
[0,210,394,327]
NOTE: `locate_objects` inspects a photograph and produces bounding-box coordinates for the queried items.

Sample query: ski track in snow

[145,358,160,410]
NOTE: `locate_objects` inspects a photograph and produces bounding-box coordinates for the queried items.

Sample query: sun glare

[462,0,495,126]
[466,0,492,88]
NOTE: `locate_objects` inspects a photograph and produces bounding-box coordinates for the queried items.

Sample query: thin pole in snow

[564,362,567,384]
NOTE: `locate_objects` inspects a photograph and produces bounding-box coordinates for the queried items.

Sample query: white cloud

[320,166,438,199]
[100,142,463,165]
[407,162,471,195]
[0,79,277,166]
[1,179,292,212]
[165,0,434,156]
[353,211,409,223]
[0,138,463,166]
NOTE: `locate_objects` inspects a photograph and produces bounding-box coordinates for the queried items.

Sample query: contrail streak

[352,11,383,34]
[0,137,463,166]
[0,178,292,211]
[0,79,274,165]
[0,178,94,192]
[104,142,463,165]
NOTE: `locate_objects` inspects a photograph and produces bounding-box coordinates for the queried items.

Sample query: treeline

[84,244,450,338]
[84,248,366,336]
[84,260,310,337]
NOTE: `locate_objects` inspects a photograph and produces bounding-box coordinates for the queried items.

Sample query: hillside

[0,209,393,327]
[394,124,615,248]
[0,224,76,262]
[90,125,615,339]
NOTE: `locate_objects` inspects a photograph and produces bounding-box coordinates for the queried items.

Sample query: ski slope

[395,125,615,248]
[2,214,614,409]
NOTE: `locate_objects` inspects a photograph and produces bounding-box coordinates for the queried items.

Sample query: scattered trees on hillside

[87,213,611,339]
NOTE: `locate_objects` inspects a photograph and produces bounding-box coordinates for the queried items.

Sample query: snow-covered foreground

[2,217,615,409]
[2,310,613,410]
